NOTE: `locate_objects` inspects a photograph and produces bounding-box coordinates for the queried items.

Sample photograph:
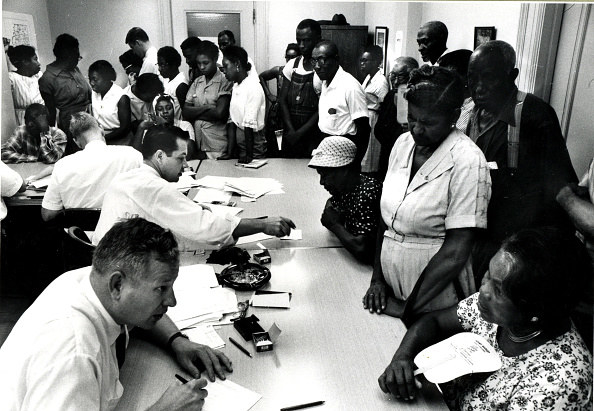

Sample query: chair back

[63,226,95,271]
[61,208,101,231]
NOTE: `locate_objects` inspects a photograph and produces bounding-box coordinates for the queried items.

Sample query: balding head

[390,57,419,88]
[312,41,340,81]
[468,40,519,113]
[417,21,448,64]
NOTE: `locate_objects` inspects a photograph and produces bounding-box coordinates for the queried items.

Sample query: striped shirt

[1,125,67,164]
[8,72,44,125]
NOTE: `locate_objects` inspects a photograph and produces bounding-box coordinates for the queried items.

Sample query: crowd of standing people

[1,16,593,411]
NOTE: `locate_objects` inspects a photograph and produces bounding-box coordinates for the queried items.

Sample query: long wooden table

[194,159,342,250]
[116,248,446,411]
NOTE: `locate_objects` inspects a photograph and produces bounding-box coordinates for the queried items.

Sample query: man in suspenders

[466,40,577,282]
[278,19,323,158]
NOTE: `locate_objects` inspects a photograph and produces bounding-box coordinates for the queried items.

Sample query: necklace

[506,329,542,343]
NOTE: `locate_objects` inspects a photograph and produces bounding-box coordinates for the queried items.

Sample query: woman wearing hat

[308,136,382,263]
[363,65,491,322]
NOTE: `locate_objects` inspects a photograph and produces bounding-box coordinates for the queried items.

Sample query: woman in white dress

[363,65,491,323]
[157,46,188,118]
[6,45,44,125]
[88,60,132,145]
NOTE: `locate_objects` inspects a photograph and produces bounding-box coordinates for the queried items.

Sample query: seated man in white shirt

[41,112,143,222]
[0,217,232,410]
[312,41,370,165]
[93,125,295,249]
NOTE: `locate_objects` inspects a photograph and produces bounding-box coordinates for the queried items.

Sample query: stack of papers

[185,324,226,349]
[203,379,261,411]
[235,159,268,169]
[193,176,284,199]
[175,174,201,191]
[166,265,239,329]
[29,175,51,190]
[224,177,283,199]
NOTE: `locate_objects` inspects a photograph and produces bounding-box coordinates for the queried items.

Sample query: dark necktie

[115,331,126,369]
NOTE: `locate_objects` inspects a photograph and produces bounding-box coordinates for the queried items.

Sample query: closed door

[171,1,255,77]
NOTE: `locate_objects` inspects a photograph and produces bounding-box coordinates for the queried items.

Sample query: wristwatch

[167,331,188,350]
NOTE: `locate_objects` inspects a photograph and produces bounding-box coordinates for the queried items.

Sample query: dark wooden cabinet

[321,25,369,81]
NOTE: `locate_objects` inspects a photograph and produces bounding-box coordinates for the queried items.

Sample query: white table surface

[116,248,447,411]
[193,159,342,250]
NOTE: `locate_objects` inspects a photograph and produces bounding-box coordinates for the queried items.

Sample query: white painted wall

[2,0,54,140]
[265,1,366,72]
[364,2,422,73]
[46,0,164,89]
[421,2,521,54]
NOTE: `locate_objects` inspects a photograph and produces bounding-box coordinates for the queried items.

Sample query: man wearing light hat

[308,136,382,263]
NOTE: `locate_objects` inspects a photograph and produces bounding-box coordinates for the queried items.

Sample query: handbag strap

[507,90,527,169]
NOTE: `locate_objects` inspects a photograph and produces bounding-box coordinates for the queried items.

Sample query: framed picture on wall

[374,26,388,74]
[474,26,496,49]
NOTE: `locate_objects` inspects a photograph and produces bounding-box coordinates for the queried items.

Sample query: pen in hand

[229,337,252,358]
[175,374,189,384]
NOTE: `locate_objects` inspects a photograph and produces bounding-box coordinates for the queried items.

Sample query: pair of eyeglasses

[311,56,335,66]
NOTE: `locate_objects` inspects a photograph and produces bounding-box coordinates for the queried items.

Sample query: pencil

[280,400,325,411]
[175,374,189,384]
[229,337,252,358]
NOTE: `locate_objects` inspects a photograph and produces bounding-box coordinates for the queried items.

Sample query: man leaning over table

[93,124,295,248]
[0,217,231,410]
[312,41,370,165]
[41,112,142,222]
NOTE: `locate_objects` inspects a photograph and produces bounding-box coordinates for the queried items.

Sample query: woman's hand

[378,354,422,401]
[363,280,389,314]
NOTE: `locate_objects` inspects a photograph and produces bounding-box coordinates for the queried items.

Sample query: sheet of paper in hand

[413,332,501,383]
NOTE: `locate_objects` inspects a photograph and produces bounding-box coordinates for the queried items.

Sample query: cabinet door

[321,26,368,81]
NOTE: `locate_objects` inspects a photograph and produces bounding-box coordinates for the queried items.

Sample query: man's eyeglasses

[230,300,249,322]
[311,56,336,66]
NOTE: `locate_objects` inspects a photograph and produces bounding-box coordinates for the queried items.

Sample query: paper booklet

[414,332,502,383]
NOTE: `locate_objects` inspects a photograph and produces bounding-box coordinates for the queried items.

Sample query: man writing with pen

[93,124,295,249]
[0,218,228,410]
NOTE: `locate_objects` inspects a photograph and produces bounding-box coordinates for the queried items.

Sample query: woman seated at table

[89,60,132,145]
[183,40,232,159]
[6,45,44,125]
[363,65,491,322]
[222,45,266,163]
[379,227,593,409]
[157,46,189,114]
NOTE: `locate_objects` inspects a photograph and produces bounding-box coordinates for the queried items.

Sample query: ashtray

[218,262,271,290]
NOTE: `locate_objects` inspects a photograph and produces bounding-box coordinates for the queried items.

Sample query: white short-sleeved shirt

[229,75,266,131]
[282,57,322,94]
[92,83,126,131]
[381,129,491,236]
[0,267,126,411]
[164,72,188,120]
[125,86,151,122]
[92,165,241,250]
[139,46,159,76]
[318,66,368,136]
[42,140,142,211]
[362,70,389,111]
[0,160,23,220]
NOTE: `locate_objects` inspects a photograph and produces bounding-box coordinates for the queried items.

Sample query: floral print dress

[442,293,593,410]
